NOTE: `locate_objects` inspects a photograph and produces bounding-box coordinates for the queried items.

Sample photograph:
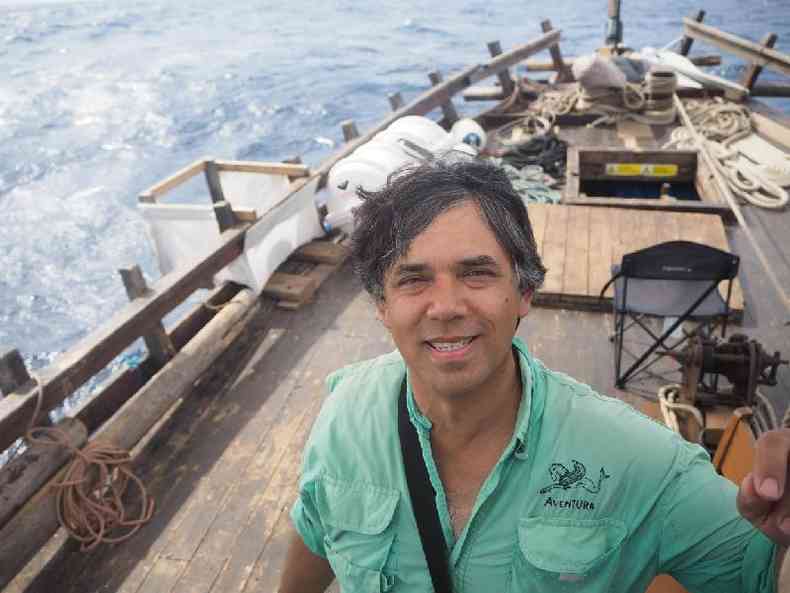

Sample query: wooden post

[388,92,405,111]
[283,155,303,183]
[341,120,360,142]
[213,200,237,233]
[487,41,515,95]
[428,71,459,126]
[541,21,572,82]
[0,348,31,396]
[204,160,226,204]
[679,10,705,56]
[740,32,778,91]
[119,266,176,366]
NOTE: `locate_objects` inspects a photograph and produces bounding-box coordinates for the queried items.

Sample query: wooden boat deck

[530,204,745,314]
[14,206,789,592]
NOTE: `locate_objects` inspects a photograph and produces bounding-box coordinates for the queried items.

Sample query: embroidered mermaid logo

[539,460,611,495]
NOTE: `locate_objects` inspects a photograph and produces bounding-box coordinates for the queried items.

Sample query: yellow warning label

[605,163,679,177]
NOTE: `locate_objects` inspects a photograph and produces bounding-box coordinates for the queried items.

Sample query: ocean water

[1,0,789,387]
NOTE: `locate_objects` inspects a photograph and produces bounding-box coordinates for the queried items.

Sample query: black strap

[398,379,453,593]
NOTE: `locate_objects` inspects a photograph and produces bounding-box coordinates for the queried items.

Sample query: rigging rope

[664,98,789,210]
[25,376,154,551]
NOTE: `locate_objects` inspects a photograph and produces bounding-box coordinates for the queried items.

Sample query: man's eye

[398,276,425,287]
[464,269,495,278]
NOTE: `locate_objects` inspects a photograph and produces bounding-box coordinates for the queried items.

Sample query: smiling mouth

[426,337,475,352]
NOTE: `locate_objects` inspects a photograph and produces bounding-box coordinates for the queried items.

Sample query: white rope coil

[665,98,789,210]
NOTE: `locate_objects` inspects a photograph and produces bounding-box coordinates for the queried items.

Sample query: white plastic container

[449,118,487,150]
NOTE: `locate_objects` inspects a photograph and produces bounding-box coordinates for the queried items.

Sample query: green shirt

[291,338,777,592]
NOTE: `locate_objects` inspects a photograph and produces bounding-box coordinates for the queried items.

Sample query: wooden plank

[462,86,507,102]
[263,273,317,302]
[751,81,790,98]
[740,33,778,91]
[683,18,790,77]
[589,206,614,297]
[541,20,572,82]
[578,149,697,182]
[137,558,187,593]
[428,71,459,126]
[0,226,248,454]
[561,197,731,218]
[564,147,580,199]
[562,206,590,297]
[679,10,706,56]
[212,201,238,233]
[527,204,548,259]
[213,161,310,178]
[0,418,87,531]
[523,53,720,71]
[487,41,515,96]
[139,159,206,203]
[0,348,31,396]
[292,241,349,265]
[204,161,226,204]
[750,111,790,150]
[540,205,569,294]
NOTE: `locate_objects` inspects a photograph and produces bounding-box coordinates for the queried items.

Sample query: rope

[665,98,789,210]
[657,384,705,442]
[752,388,778,435]
[25,376,154,551]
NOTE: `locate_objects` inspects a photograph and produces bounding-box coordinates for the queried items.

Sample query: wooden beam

[282,155,306,183]
[487,40,515,95]
[0,348,30,396]
[751,81,790,98]
[750,111,790,149]
[740,33,779,90]
[310,29,561,180]
[428,71,459,126]
[541,20,572,82]
[213,200,238,233]
[203,160,226,204]
[119,266,176,367]
[138,158,206,203]
[0,417,87,530]
[462,86,507,102]
[683,18,790,77]
[341,120,360,142]
[679,10,705,56]
[213,160,310,177]
[523,53,721,71]
[0,225,248,454]
[388,92,405,111]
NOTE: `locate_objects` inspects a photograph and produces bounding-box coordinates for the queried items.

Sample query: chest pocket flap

[317,475,399,535]
[518,517,627,574]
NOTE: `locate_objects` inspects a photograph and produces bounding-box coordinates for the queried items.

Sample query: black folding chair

[599,241,740,389]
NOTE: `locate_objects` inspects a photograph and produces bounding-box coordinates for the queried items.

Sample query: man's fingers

[753,430,790,500]
[737,472,773,525]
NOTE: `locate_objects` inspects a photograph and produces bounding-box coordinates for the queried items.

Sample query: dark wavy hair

[349,158,546,302]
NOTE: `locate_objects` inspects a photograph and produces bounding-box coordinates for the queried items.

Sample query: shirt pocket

[510,516,627,592]
[318,476,400,593]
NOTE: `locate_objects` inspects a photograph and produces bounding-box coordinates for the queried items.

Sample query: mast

[606,0,623,49]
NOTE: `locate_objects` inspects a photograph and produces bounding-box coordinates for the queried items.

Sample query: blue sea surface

[1,0,789,399]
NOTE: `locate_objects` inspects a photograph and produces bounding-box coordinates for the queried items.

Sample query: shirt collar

[405,337,534,449]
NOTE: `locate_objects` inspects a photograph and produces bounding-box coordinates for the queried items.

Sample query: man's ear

[376,298,391,329]
[519,289,533,318]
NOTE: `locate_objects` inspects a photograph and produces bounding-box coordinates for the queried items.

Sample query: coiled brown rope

[25,376,154,551]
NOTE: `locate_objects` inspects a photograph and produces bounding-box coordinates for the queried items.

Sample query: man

[278,159,788,592]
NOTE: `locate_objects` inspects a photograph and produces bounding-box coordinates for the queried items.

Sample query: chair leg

[614,312,626,388]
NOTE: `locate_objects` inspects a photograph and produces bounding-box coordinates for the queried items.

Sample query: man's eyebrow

[392,262,430,276]
[457,255,500,268]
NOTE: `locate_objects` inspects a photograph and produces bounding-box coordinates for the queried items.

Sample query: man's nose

[426,276,466,321]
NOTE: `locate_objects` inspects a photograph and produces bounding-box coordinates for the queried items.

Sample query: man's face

[377,200,532,399]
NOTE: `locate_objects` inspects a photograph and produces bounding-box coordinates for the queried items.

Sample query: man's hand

[737,429,790,547]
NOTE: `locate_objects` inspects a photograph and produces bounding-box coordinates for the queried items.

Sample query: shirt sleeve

[290,479,327,559]
[657,442,778,593]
